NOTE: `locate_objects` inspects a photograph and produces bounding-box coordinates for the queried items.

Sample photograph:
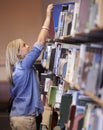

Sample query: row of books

[40,41,103,129]
[53,0,103,38]
[41,42,103,100]
[40,1,103,129]
[41,81,103,130]
[54,2,74,38]
[82,103,103,130]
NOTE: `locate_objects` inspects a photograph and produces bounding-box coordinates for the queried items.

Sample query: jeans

[10,115,36,130]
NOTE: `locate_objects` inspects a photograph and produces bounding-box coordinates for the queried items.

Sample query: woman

[6,4,53,130]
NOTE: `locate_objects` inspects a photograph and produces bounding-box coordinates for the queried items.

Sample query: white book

[83,104,94,130]
[44,78,51,92]
[96,0,103,28]
[65,47,77,82]
[70,1,80,35]
[96,108,103,130]
[45,44,52,69]
[63,12,73,36]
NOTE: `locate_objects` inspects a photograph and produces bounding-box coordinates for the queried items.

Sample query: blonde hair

[6,38,23,83]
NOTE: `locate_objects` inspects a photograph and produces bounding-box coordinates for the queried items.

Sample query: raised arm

[37,4,54,45]
[21,4,54,68]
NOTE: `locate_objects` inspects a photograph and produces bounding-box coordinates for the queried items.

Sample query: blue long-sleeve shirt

[10,42,44,117]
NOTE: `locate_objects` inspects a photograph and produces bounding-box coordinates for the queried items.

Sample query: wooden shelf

[54,28,103,44]
[82,90,103,107]
[63,78,103,107]
[45,27,103,107]
[75,28,103,42]
[55,36,85,44]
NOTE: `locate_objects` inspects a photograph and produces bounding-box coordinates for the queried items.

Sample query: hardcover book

[59,93,72,124]
[48,86,58,107]
[52,2,74,38]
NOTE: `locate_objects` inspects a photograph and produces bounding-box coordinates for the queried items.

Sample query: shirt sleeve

[34,42,44,51]
[21,42,44,69]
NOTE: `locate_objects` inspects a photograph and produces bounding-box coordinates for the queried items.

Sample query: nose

[26,44,30,51]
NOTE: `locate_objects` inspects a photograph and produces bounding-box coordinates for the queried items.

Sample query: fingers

[47,3,54,15]
[48,3,54,10]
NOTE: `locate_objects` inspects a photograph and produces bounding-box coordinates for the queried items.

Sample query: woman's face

[18,41,30,59]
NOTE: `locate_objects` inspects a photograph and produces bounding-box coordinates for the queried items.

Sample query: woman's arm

[37,4,54,45]
[21,4,54,68]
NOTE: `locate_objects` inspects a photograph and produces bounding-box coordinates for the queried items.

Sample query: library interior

[0,0,103,130]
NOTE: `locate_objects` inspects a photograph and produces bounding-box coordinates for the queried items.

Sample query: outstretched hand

[37,4,54,44]
[46,4,54,16]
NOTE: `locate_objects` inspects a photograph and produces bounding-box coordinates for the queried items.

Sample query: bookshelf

[63,78,103,107]
[55,28,103,43]
[41,1,103,130]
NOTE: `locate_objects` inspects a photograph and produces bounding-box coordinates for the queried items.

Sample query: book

[41,43,52,69]
[55,79,64,109]
[62,62,67,78]
[53,3,74,38]
[65,45,80,83]
[72,106,85,130]
[62,4,74,36]
[82,104,103,130]
[96,0,103,28]
[72,47,80,84]
[57,47,68,76]
[76,0,92,32]
[53,43,62,75]
[76,44,103,95]
[86,0,98,31]
[96,45,103,100]
[48,86,58,107]
[83,103,99,130]
[41,106,53,129]
[56,4,69,38]
[66,90,79,130]
[45,43,52,69]
[95,107,103,130]
[59,93,72,124]
[40,72,54,94]
[67,105,76,130]
[70,1,80,35]
[65,47,76,82]
[49,45,56,72]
